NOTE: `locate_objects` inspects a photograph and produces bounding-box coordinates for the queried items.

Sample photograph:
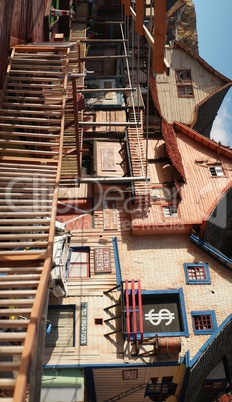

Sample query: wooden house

[0,1,232,402]
[42,2,232,402]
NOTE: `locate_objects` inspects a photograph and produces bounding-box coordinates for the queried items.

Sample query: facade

[0,1,232,402]
[42,2,232,402]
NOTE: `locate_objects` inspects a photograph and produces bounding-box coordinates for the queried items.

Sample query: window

[163,206,178,217]
[184,263,210,284]
[209,165,224,177]
[95,318,103,325]
[191,311,217,334]
[123,288,189,339]
[175,70,194,98]
[162,377,173,384]
[144,381,178,401]
[202,379,227,392]
[67,247,90,278]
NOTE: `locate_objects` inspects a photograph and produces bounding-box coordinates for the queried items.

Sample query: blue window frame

[184,263,210,284]
[191,310,217,335]
[138,289,189,338]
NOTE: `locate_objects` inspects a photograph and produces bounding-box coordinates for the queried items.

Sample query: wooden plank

[0,299,34,306]
[0,346,23,355]
[0,320,30,328]
[0,139,58,147]
[0,155,58,164]
[0,290,37,297]
[0,115,61,123]
[10,68,65,74]
[0,280,39,287]
[0,148,59,156]
[0,131,59,139]
[0,226,50,232]
[0,362,21,371]
[7,76,64,83]
[1,110,61,117]
[0,242,48,248]
[0,123,61,130]
[2,102,62,110]
[0,234,48,240]
[0,274,40,280]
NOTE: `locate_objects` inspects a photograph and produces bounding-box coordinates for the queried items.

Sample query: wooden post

[135,0,144,35]
[72,78,81,178]
[153,0,166,73]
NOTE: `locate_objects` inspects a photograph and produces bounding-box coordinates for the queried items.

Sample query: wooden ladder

[127,110,151,205]
[0,43,71,402]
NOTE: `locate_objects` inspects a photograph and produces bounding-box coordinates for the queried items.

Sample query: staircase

[127,110,151,206]
[0,43,71,402]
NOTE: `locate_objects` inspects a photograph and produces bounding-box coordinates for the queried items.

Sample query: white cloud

[210,99,232,147]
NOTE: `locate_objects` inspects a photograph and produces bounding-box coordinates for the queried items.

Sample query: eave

[173,121,232,159]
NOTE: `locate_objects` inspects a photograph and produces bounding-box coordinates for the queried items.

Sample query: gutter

[190,234,232,270]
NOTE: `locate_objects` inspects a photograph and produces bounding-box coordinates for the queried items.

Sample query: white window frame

[163,206,178,217]
[67,247,90,278]
[209,165,224,177]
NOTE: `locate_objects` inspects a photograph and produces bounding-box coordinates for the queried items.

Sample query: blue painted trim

[184,262,211,284]
[191,310,217,335]
[44,361,180,369]
[139,288,189,337]
[178,352,191,402]
[190,314,232,368]
[85,367,96,402]
[190,234,232,270]
[112,237,122,285]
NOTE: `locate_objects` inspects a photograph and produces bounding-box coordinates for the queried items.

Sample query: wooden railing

[0,43,71,402]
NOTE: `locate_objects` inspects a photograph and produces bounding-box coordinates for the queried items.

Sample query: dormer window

[163,206,178,217]
[209,165,224,177]
[175,70,194,98]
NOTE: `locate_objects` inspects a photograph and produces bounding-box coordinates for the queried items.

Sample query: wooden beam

[124,0,131,16]
[80,39,127,43]
[80,121,140,127]
[72,79,81,177]
[80,55,130,61]
[130,7,154,48]
[153,0,166,73]
[80,87,135,93]
[135,0,144,35]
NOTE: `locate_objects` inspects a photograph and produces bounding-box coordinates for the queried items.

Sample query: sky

[193,0,232,147]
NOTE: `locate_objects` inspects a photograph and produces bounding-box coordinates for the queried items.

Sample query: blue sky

[193,0,232,147]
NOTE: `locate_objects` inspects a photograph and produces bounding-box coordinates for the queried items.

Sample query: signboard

[140,295,182,333]
[101,147,116,171]
[94,248,111,273]
[80,302,88,346]
[103,200,118,230]
[123,369,138,380]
